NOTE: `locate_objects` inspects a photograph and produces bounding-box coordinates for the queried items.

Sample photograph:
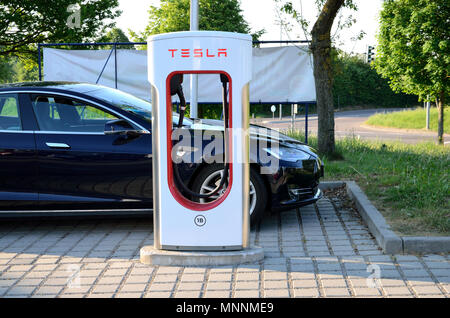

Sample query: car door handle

[45,142,71,149]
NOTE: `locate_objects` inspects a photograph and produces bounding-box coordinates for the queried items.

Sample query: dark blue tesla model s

[0,82,323,224]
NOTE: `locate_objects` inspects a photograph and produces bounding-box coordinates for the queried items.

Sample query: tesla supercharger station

[147,31,252,251]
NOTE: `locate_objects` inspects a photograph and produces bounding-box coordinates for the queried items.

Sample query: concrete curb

[140,245,264,266]
[402,237,450,254]
[319,181,450,255]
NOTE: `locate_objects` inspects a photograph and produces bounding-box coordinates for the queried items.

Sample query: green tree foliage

[0,0,122,61]
[0,56,38,83]
[97,27,135,49]
[374,0,449,143]
[0,1,122,83]
[0,57,15,83]
[332,50,417,107]
[130,0,264,42]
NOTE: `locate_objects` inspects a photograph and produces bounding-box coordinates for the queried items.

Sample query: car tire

[191,164,267,226]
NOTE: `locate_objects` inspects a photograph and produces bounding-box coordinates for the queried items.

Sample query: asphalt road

[251,108,449,145]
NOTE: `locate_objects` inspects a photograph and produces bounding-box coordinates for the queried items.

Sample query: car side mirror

[104,119,141,136]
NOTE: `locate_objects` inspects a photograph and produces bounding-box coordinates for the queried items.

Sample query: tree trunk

[436,91,445,144]
[310,0,344,155]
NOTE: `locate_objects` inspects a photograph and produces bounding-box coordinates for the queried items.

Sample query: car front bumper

[265,158,324,212]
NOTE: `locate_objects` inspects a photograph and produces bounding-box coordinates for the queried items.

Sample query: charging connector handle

[171,74,230,200]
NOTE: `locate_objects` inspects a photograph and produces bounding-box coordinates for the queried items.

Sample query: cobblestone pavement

[0,197,448,298]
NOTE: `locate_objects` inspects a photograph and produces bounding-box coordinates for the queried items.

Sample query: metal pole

[189,0,199,118]
[114,44,117,89]
[291,103,294,130]
[426,95,430,130]
[38,44,42,81]
[95,46,115,84]
[279,104,282,120]
[305,104,309,144]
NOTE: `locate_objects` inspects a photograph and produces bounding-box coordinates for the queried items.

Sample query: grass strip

[287,130,450,236]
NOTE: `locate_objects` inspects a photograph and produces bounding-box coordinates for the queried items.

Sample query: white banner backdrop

[43,46,316,103]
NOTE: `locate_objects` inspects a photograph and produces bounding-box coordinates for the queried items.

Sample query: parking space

[0,196,448,298]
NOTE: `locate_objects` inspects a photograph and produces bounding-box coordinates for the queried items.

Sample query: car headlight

[262,146,310,162]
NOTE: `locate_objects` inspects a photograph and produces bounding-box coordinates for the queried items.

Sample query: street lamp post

[190,0,199,118]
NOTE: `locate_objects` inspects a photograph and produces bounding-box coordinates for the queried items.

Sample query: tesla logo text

[168,48,227,58]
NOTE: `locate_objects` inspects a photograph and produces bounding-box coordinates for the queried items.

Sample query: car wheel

[191,164,267,225]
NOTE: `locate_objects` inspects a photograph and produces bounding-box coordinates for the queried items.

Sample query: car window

[31,95,120,133]
[0,94,21,131]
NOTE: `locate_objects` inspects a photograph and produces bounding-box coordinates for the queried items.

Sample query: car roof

[0,81,102,94]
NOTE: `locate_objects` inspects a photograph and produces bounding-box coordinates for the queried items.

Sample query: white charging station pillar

[147,31,252,251]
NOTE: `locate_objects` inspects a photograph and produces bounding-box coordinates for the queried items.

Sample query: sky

[116,0,383,54]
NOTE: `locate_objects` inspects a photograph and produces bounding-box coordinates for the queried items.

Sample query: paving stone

[292,279,317,289]
[402,269,431,278]
[91,284,120,294]
[120,283,147,293]
[290,264,315,272]
[380,279,407,287]
[293,288,319,297]
[15,278,44,286]
[424,262,450,269]
[236,265,260,272]
[2,271,26,279]
[8,265,34,272]
[152,274,178,283]
[33,264,58,271]
[236,272,259,281]
[59,293,87,298]
[156,266,181,274]
[205,282,231,290]
[263,271,287,280]
[63,283,92,293]
[209,273,233,282]
[177,282,203,291]
[348,278,370,288]
[148,283,175,292]
[35,285,64,295]
[180,274,205,282]
[317,263,342,272]
[183,267,207,274]
[412,285,443,295]
[79,269,103,277]
[174,290,201,298]
[83,263,106,270]
[428,269,449,277]
[204,290,231,298]
[129,267,154,276]
[145,291,172,298]
[96,276,123,285]
[235,281,259,290]
[44,278,71,286]
[124,275,151,284]
[353,287,381,297]
[103,268,128,276]
[323,287,351,297]
[4,286,36,298]
[382,286,413,296]
[263,280,288,289]
[234,290,260,298]
[321,279,348,288]
[115,292,143,298]
[263,289,289,298]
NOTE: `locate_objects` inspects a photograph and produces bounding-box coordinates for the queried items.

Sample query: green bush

[332,50,418,108]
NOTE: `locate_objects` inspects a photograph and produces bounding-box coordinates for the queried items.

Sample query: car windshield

[85,86,193,125]
[85,86,152,122]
